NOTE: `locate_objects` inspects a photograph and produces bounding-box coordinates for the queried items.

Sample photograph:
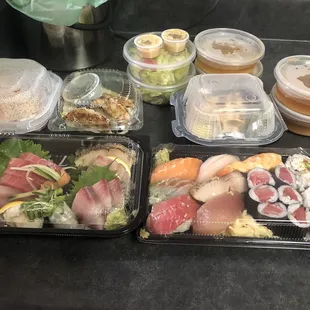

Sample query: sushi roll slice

[302,188,310,208]
[257,202,287,219]
[247,168,275,188]
[249,185,278,203]
[278,185,302,205]
[288,204,310,228]
[275,165,296,187]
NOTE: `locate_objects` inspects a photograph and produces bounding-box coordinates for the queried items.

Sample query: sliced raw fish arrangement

[275,166,295,186]
[249,185,278,203]
[278,185,302,205]
[257,202,287,219]
[247,168,275,188]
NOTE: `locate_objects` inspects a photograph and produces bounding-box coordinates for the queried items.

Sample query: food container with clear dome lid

[48,69,143,134]
[123,31,196,87]
[171,74,286,146]
[0,58,62,134]
[274,55,310,107]
[194,28,265,74]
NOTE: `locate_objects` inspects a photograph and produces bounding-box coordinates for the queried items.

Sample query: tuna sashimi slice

[146,195,200,234]
[7,158,33,168]
[19,153,59,170]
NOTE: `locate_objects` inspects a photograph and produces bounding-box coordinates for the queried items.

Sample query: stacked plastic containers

[48,69,143,134]
[0,58,62,134]
[171,74,287,146]
[271,56,310,136]
[123,30,196,105]
[194,28,265,78]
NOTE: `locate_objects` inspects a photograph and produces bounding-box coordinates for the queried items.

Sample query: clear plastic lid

[274,56,310,101]
[194,28,265,67]
[171,74,286,146]
[48,69,143,134]
[123,32,196,71]
[0,58,62,134]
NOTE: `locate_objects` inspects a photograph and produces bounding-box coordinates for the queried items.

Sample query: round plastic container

[194,28,265,73]
[0,58,62,134]
[48,69,143,133]
[274,55,310,106]
[271,85,310,130]
[171,74,286,147]
[127,63,196,105]
[123,32,196,87]
[195,58,263,78]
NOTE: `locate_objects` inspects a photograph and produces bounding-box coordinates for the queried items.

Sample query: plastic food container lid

[48,69,143,134]
[123,32,196,70]
[0,58,62,134]
[195,59,264,78]
[274,55,310,99]
[271,85,310,126]
[194,28,265,67]
[127,63,196,91]
[171,74,286,146]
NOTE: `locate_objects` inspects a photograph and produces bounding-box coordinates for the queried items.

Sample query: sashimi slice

[0,185,20,208]
[0,174,37,192]
[146,195,200,234]
[150,158,202,184]
[108,179,125,208]
[19,153,59,170]
[72,187,105,229]
[91,179,113,215]
[7,158,33,168]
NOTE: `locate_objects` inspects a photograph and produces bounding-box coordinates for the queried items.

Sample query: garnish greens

[0,139,50,175]
[66,164,116,206]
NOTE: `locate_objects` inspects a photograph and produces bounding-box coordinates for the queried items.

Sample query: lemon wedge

[0,201,24,215]
[106,156,131,176]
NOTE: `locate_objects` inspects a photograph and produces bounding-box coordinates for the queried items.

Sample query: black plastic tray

[137,144,310,249]
[0,133,151,238]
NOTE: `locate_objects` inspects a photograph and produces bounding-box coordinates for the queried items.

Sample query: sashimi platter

[139,144,310,247]
[0,135,146,237]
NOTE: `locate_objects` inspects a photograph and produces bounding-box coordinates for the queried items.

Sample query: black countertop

[1,38,310,310]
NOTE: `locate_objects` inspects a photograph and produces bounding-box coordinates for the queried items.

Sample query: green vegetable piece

[105,208,128,230]
[154,148,171,167]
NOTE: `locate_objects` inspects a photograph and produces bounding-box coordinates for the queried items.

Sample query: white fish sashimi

[196,154,240,183]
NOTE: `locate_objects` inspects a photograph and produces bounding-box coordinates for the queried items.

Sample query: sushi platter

[0,134,150,237]
[138,144,310,249]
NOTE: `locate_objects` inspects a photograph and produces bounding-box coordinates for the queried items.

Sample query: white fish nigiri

[196,154,240,183]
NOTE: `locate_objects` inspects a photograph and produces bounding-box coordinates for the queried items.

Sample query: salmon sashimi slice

[150,157,203,184]
[217,153,282,176]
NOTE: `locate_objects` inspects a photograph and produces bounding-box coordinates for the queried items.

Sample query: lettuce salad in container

[123,30,196,105]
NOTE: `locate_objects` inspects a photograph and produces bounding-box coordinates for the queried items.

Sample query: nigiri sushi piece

[249,185,278,203]
[257,202,287,219]
[149,178,195,204]
[195,154,240,183]
[192,191,244,235]
[190,172,247,203]
[146,195,200,234]
[150,158,202,184]
[275,165,295,186]
[278,185,302,205]
[247,168,275,188]
[217,153,282,176]
[288,204,310,228]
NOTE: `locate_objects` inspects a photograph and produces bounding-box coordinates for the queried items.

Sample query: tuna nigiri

[146,195,200,234]
[217,153,282,176]
[195,154,240,183]
[150,158,202,184]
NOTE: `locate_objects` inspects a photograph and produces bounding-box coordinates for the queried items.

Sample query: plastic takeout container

[0,134,150,237]
[138,144,310,250]
[123,32,196,86]
[48,69,143,134]
[171,74,286,146]
[0,58,62,134]
[194,28,265,73]
[195,58,264,78]
[274,55,310,106]
[127,63,196,105]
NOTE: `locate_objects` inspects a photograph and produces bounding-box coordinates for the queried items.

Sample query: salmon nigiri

[217,153,282,176]
[150,157,202,184]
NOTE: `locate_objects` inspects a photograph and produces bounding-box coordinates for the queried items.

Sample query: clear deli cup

[161,29,189,53]
[274,55,310,106]
[194,28,265,73]
[127,63,196,105]
[123,32,196,87]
